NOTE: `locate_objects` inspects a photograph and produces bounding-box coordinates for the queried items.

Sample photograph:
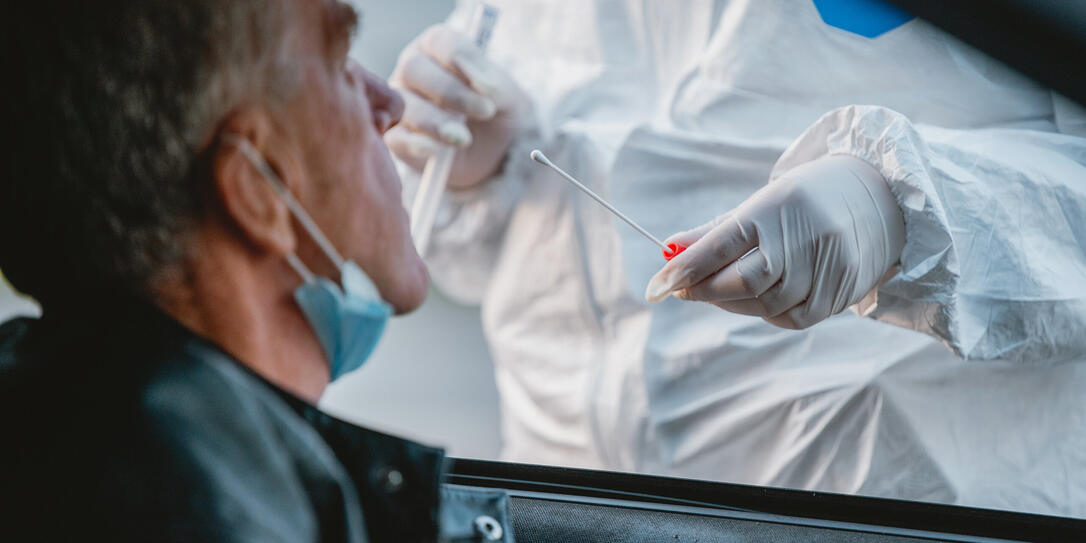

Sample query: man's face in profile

[280,0,427,314]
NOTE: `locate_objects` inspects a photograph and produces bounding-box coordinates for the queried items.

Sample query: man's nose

[354,62,404,134]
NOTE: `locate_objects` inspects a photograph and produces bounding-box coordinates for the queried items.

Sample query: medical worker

[387,0,1086,516]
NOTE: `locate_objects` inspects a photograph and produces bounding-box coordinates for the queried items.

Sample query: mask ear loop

[286,254,317,284]
[222,135,348,281]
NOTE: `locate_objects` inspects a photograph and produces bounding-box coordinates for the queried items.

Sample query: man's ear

[211,112,298,257]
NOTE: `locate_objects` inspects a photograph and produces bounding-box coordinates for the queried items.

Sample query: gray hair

[1,0,298,308]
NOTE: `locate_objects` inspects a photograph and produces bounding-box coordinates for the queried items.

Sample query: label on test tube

[472,5,499,49]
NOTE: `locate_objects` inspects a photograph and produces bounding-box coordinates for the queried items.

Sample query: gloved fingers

[710,298,767,317]
[762,253,856,329]
[838,270,868,314]
[416,24,516,106]
[385,126,442,169]
[397,89,474,147]
[675,246,777,302]
[751,265,813,318]
[645,214,757,303]
[810,253,862,324]
[767,293,834,330]
[764,311,806,330]
[663,212,734,249]
[706,279,809,322]
[394,49,497,120]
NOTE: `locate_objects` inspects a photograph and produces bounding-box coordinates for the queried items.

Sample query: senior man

[0,1,507,541]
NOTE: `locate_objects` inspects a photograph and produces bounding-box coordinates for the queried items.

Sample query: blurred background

[0,0,502,461]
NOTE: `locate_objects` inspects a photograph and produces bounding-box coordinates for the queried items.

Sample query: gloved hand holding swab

[530,150,686,261]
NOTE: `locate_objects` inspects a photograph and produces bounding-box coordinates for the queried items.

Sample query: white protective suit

[403,0,1086,516]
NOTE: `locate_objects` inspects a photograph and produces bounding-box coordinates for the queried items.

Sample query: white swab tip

[530,149,547,164]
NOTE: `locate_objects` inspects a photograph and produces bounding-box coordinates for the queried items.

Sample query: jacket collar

[2,297,447,542]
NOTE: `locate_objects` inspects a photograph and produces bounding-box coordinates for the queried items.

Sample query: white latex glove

[645,155,906,330]
[386,24,527,190]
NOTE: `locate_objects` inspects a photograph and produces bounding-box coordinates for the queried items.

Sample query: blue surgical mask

[227,135,392,381]
[290,260,391,381]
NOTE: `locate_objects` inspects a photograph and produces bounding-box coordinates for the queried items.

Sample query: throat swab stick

[531,150,666,249]
[530,150,687,260]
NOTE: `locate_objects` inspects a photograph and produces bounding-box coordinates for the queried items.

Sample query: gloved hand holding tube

[645,155,906,330]
[385,4,527,256]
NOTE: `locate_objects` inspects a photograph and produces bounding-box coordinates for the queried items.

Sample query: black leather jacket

[0,299,510,542]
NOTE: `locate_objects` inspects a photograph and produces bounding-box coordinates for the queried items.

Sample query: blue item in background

[813,0,914,38]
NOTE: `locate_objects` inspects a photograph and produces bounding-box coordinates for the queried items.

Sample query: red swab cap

[662,242,686,261]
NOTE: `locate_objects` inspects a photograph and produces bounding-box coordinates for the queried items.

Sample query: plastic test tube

[410,3,500,257]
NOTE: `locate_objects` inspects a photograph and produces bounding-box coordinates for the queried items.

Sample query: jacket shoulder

[128,349,337,541]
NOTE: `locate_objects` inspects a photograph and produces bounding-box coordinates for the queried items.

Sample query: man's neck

[154,235,329,403]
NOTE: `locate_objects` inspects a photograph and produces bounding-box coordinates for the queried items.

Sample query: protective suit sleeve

[772,102,1086,363]
[399,118,541,306]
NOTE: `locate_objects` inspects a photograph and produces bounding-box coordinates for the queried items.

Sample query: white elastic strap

[286,253,317,284]
[223,135,347,270]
